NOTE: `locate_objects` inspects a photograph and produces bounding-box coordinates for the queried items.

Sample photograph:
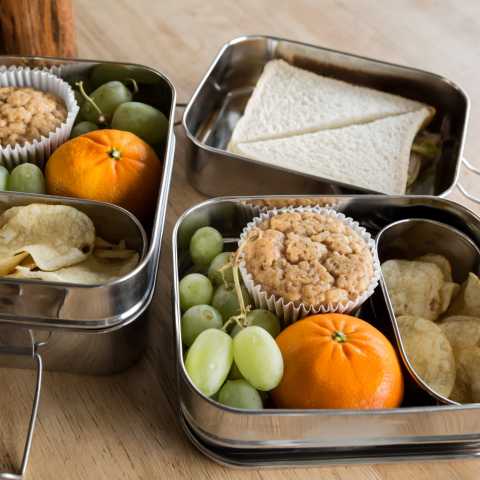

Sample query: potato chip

[19,255,37,270]
[439,282,460,315]
[13,253,139,285]
[439,320,480,403]
[0,251,29,276]
[397,315,456,398]
[414,253,453,282]
[442,273,480,318]
[0,204,95,271]
[94,237,126,251]
[439,315,480,324]
[382,260,446,320]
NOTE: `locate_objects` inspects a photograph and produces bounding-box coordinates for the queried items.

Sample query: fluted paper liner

[0,66,79,171]
[239,205,381,326]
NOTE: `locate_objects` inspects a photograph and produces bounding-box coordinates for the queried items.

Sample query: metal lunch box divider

[0,56,176,480]
[173,195,480,469]
[183,35,480,202]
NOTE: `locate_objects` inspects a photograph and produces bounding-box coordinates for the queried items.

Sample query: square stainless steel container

[0,55,176,375]
[172,195,480,468]
[183,36,470,198]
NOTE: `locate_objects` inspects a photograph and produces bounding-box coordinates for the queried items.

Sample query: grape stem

[76,81,110,124]
[124,78,139,95]
[216,254,234,291]
[218,229,261,329]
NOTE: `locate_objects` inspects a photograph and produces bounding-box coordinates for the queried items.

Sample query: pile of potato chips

[383,254,480,404]
[0,204,139,285]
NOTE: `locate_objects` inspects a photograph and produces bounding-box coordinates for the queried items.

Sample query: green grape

[83,81,132,124]
[91,64,160,87]
[210,389,221,402]
[0,166,9,191]
[233,326,284,391]
[229,360,245,380]
[112,102,168,144]
[212,283,251,323]
[127,66,161,84]
[181,305,223,347]
[208,252,243,289]
[219,380,263,410]
[74,90,85,109]
[177,211,210,250]
[90,65,133,88]
[257,389,268,404]
[231,309,281,339]
[66,75,94,95]
[185,329,233,397]
[9,164,46,195]
[70,121,100,139]
[179,273,213,311]
[183,346,190,364]
[190,227,223,268]
[73,109,86,127]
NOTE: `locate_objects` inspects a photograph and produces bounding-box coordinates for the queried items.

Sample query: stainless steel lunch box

[0,56,176,479]
[173,195,480,468]
[183,35,478,201]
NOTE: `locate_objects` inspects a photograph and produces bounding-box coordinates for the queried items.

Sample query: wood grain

[1,0,480,478]
[0,0,77,58]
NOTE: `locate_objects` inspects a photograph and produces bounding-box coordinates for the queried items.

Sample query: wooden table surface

[1,0,480,478]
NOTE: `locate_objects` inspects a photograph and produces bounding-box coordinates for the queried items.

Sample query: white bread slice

[233,108,433,195]
[228,59,434,151]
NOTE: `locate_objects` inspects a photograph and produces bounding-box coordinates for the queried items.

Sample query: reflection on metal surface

[173,195,480,455]
[184,36,469,198]
[376,219,480,405]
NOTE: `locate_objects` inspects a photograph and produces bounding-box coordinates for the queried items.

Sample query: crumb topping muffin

[0,86,68,148]
[242,212,374,309]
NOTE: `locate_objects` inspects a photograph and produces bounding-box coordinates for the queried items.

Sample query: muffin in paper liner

[238,205,381,326]
[0,66,79,171]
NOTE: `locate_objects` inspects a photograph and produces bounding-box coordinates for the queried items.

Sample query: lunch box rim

[173,194,480,418]
[182,34,470,199]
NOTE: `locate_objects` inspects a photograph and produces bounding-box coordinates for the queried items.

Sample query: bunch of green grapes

[67,65,168,145]
[179,226,284,410]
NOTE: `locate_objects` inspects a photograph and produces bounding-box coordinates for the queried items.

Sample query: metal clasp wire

[0,333,43,480]
[458,158,480,204]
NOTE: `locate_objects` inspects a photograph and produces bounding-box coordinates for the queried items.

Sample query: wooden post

[0,0,77,58]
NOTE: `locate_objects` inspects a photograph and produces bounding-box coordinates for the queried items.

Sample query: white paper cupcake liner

[0,66,80,171]
[238,205,381,326]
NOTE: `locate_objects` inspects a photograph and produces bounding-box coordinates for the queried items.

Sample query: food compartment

[376,218,480,405]
[173,195,480,453]
[184,36,469,198]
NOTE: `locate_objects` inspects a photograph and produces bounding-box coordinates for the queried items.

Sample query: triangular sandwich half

[233,108,433,195]
[228,59,435,151]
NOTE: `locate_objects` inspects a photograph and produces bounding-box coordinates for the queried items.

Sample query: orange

[45,129,162,221]
[270,314,404,410]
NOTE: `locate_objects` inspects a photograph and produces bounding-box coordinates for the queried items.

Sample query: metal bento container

[183,35,480,201]
[0,56,176,479]
[173,195,480,469]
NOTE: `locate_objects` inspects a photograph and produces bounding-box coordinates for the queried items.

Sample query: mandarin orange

[45,129,162,221]
[270,314,404,409]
